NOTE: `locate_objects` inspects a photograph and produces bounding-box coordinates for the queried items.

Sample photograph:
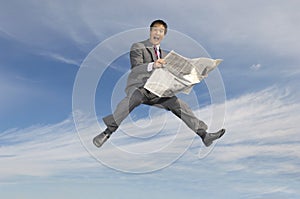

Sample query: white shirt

[147,45,160,72]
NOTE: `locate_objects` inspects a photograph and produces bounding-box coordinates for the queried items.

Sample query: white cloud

[201,1,300,56]
[1,0,300,195]
[1,86,299,179]
[201,86,300,184]
[1,1,299,61]
[0,85,300,198]
[0,120,96,179]
[1,0,299,80]
[250,63,261,70]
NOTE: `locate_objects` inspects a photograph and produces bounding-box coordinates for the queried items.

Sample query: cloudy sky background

[1,0,300,198]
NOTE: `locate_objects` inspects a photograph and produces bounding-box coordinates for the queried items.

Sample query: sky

[1,0,300,198]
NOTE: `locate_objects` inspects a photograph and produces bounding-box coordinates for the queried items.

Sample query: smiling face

[149,24,166,45]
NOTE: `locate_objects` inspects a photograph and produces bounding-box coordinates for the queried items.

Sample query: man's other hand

[154,59,166,68]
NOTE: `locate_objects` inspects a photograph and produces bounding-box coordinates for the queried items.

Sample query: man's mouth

[153,36,160,41]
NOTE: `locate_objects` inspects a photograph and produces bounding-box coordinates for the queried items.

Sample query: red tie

[154,46,159,59]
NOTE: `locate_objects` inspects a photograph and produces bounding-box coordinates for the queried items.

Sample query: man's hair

[150,19,168,35]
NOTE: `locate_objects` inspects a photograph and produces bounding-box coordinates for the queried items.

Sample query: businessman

[93,19,225,148]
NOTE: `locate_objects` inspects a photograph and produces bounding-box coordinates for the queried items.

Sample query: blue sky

[1,0,300,198]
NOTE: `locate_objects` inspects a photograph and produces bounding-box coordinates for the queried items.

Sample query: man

[93,19,225,148]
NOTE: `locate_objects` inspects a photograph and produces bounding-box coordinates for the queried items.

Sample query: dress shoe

[198,129,226,147]
[93,131,110,148]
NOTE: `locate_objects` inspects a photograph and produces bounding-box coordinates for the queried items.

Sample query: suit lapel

[148,47,158,61]
[144,39,158,61]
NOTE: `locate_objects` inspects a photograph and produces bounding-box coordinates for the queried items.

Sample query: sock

[196,129,207,139]
[104,128,112,136]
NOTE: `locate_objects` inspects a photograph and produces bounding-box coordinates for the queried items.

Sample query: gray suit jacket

[125,39,167,96]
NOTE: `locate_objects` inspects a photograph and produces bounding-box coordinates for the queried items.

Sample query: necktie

[154,46,160,59]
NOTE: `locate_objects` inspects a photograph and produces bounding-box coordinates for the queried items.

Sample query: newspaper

[144,50,222,97]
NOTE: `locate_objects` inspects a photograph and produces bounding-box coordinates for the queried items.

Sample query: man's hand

[153,59,166,69]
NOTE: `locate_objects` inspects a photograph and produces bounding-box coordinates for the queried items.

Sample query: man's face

[149,24,165,45]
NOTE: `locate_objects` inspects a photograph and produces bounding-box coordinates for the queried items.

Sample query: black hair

[150,19,168,35]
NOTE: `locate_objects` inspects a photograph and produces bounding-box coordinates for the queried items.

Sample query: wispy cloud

[0,122,102,182]
[1,86,299,187]
[203,86,300,196]
[0,73,43,114]
[39,52,82,66]
[1,0,299,75]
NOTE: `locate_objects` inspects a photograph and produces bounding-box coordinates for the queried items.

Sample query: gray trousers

[103,88,208,133]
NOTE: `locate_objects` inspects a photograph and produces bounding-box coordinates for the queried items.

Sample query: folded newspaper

[144,50,222,97]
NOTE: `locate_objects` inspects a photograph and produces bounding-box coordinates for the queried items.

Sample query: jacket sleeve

[129,42,150,74]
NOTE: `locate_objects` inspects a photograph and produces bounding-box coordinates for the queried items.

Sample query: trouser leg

[102,89,145,133]
[156,96,208,132]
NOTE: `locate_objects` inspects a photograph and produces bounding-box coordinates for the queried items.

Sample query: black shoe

[201,129,226,147]
[93,131,110,148]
